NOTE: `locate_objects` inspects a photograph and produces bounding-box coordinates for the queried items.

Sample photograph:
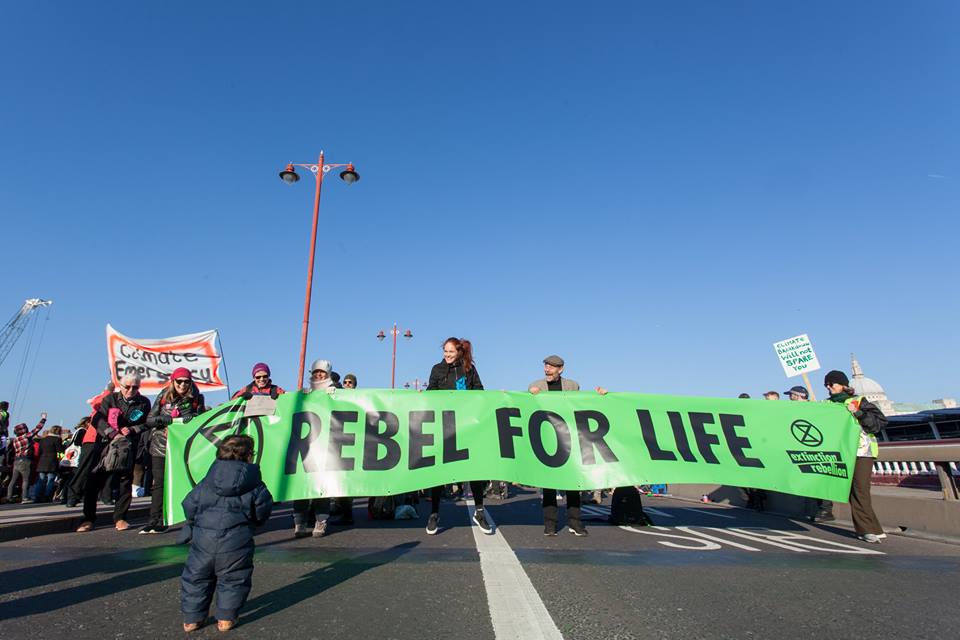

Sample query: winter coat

[528,376,580,392]
[427,361,484,391]
[145,385,206,458]
[92,392,151,440]
[180,460,273,552]
[232,383,285,400]
[36,434,64,473]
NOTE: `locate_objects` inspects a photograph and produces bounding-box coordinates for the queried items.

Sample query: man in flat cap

[528,355,607,536]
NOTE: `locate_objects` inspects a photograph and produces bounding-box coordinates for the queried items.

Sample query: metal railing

[875,440,960,501]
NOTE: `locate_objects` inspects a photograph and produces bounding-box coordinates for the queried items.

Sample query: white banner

[773,333,821,378]
[106,324,226,394]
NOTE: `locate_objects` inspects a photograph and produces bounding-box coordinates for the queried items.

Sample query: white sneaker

[860,533,881,543]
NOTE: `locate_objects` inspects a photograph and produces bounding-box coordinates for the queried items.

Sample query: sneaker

[876,533,887,539]
[568,523,589,537]
[312,520,327,538]
[814,512,836,523]
[472,508,494,534]
[544,524,557,536]
[139,525,157,535]
[115,519,130,531]
[859,533,881,543]
[426,513,440,535]
[154,525,169,534]
[217,620,236,631]
[294,524,311,538]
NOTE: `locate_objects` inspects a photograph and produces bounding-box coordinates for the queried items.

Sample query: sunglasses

[174,379,191,385]
[254,375,270,380]
[121,384,140,391]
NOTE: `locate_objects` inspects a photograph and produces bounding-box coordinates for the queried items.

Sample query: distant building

[849,354,956,416]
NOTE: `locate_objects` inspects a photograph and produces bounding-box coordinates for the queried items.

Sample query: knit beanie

[823,370,849,387]
[171,367,192,380]
[252,362,271,377]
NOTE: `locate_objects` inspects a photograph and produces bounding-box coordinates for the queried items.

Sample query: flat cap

[543,355,564,367]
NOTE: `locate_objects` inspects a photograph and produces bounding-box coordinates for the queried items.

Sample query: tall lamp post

[279,151,360,389]
[376,324,412,389]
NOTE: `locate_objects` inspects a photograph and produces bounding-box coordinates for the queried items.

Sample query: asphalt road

[0,488,957,640]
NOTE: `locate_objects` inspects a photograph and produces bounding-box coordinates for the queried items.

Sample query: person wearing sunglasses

[291,358,336,538]
[139,368,207,534]
[77,373,151,533]
[232,363,285,400]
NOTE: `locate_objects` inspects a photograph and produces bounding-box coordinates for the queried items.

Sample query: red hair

[443,337,475,373]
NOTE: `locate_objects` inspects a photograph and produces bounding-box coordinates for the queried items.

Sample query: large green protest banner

[165,390,861,524]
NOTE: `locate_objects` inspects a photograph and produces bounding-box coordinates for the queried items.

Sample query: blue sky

[1,2,957,426]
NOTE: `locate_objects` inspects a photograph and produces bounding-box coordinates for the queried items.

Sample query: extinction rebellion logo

[786,419,848,479]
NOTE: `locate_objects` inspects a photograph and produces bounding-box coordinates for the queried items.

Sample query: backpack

[95,436,134,473]
[368,496,397,520]
[608,486,653,526]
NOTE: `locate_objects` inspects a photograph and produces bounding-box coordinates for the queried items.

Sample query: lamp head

[376,330,386,341]
[339,163,359,185]
[279,164,300,184]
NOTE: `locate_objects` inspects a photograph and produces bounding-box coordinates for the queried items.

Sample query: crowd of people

[0,339,887,631]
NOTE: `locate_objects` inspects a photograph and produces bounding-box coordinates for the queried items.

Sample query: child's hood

[209,459,262,497]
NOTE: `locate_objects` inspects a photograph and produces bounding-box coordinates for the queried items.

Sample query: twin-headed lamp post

[279,152,359,388]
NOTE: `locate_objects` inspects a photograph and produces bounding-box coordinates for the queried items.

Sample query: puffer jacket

[145,385,206,457]
[181,460,273,552]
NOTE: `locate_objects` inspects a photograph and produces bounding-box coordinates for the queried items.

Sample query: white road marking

[466,499,564,640]
[728,528,885,555]
[643,507,675,519]
[673,526,761,551]
[619,525,722,550]
[676,507,737,520]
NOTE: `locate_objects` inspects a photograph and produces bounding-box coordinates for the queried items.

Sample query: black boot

[543,505,558,536]
[567,507,588,536]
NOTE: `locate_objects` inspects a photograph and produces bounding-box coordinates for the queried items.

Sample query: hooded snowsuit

[180,459,273,624]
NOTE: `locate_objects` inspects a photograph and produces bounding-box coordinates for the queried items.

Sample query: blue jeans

[37,472,58,501]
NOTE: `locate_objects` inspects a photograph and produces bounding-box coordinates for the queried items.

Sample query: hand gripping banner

[165,389,861,524]
[106,324,226,394]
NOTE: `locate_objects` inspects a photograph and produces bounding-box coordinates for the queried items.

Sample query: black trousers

[83,467,132,524]
[430,481,485,515]
[149,454,165,526]
[542,489,581,509]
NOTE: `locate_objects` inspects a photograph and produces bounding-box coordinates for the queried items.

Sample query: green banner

[165,390,861,524]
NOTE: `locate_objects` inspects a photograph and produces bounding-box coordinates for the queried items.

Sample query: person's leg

[850,457,882,536]
[430,486,443,515]
[469,481,486,508]
[181,546,217,625]
[40,472,56,501]
[82,472,104,525]
[6,461,24,500]
[214,546,254,625]
[542,488,558,534]
[113,468,133,525]
[148,455,165,527]
[565,489,585,534]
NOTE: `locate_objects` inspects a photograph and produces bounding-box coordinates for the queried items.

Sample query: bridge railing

[875,440,960,501]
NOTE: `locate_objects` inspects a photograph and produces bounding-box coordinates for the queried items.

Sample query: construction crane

[0,298,53,369]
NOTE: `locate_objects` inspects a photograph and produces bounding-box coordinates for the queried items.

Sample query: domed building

[850,354,896,415]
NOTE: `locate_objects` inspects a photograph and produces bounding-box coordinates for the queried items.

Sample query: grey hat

[543,355,564,367]
[310,359,332,374]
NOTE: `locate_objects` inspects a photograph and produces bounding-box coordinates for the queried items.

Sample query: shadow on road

[240,541,420,624]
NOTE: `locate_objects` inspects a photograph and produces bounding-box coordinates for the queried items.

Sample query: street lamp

[280,151,360,388]
[377,323,412,389]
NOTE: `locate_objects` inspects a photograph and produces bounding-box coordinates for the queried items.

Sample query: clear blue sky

[2,2,957,426]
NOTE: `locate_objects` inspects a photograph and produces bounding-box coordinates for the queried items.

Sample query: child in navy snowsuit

[180,435,273,632]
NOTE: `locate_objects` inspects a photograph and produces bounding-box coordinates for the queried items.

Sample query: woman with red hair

[424,337,492,536]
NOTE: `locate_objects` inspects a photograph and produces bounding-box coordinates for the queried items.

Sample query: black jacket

[92,392,151,440]
[36,434,64,473]
[850,397,888,434]
[426,361,483,391]
[145,385,206,457]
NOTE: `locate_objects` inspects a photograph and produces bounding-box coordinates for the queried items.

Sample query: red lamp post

[279,152,360,389]
[377,324,413,389]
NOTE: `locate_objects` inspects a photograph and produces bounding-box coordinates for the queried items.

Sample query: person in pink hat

[231,363,285,400]
[139,368,207,534]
